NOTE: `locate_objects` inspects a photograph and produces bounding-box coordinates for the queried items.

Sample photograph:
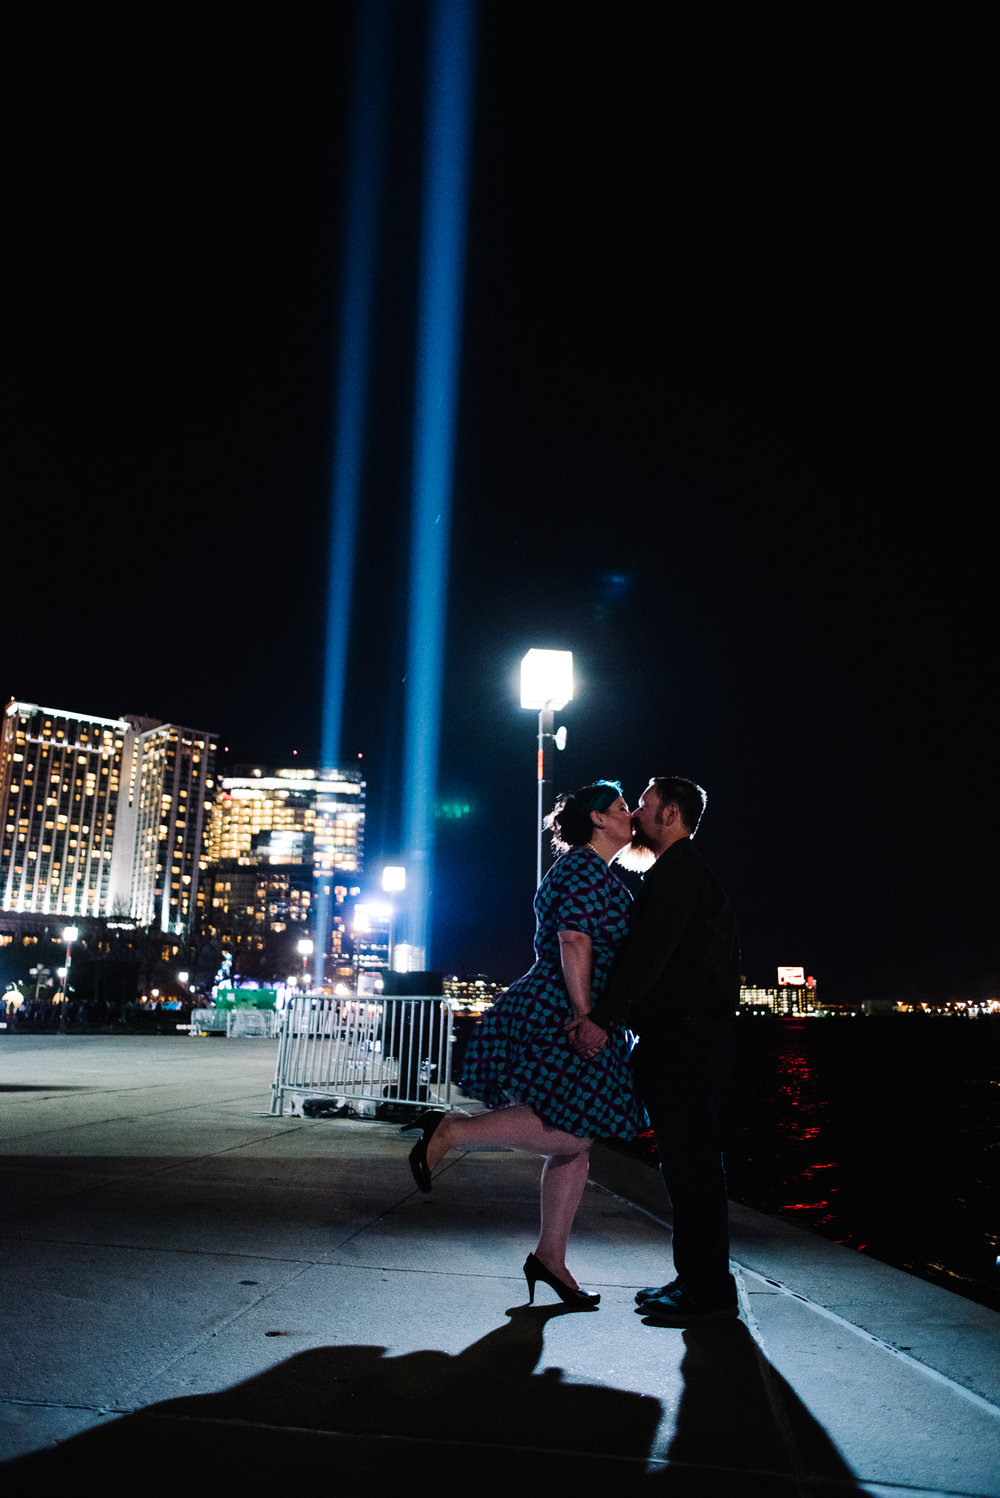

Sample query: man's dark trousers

[633,1011,737,1300]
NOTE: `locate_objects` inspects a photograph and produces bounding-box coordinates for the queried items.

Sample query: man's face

[630,789,663,851]
[614,788,663,871]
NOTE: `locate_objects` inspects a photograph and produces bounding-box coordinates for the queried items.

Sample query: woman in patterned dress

[408,781,645,1307]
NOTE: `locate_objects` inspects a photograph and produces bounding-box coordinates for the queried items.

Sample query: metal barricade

[186,1007,279,1038]
[270,994,456,1116]
[189,1007,228,1034]
[227,1008,279,1038]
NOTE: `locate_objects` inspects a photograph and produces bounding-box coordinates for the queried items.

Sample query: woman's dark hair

[545,781,622,855]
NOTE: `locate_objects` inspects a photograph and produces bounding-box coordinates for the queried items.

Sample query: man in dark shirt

[569,776,741,1323]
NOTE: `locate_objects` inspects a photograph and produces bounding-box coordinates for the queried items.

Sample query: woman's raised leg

[425,1103,585,1168]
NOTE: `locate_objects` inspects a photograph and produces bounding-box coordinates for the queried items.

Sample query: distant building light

[392,943,426,973]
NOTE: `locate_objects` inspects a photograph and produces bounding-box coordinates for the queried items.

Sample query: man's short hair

[647,776,707,835]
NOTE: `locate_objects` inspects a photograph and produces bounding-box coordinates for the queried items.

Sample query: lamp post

[520,649,573,887]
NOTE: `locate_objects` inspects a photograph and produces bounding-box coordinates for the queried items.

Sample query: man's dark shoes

[634,1279,681,1306]
[636,1285,738,1325]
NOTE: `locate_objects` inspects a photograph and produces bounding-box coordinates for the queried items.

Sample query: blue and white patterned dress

[460,843,646,1139]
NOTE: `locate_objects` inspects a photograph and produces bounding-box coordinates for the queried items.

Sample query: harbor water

[628,1016,1000,1312]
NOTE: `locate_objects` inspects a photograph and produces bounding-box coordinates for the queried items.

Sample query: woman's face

[597,794,632,849]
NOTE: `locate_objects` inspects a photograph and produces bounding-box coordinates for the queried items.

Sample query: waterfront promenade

[1,1034,998,1495]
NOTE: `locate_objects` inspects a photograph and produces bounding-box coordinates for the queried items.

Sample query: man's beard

[614,833,657,873]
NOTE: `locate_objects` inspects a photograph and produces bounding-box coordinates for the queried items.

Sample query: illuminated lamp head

[546,780,623,854]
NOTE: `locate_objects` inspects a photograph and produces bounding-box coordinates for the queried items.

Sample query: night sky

[5,5,996,1002]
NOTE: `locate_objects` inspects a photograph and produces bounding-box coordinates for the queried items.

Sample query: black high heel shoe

[408,1110,446,1193]
[523,1252,600,1308]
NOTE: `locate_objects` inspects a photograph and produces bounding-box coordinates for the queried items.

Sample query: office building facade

[739,983,820,1016]
[205,766,365,981]
[0,702,125,918]
[106,719,217,932]
[0,700,217,933]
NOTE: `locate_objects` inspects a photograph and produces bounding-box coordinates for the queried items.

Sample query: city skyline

[0,697,369,989]
[5,5,995,1004]
[2,689,838,997]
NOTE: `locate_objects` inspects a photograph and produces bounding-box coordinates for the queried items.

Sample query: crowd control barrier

[188,1007,227,1034]
[226,1008,280,1038]
[270,994,456,1116]
[187,1008,280,1038]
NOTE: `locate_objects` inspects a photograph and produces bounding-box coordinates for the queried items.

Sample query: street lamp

[382,867,406,971]
[297,938,314,993]
[61,926,79,1004]
[520,649,573,886]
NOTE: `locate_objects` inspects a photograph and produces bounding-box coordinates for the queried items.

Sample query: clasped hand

[563,1013,609,1059]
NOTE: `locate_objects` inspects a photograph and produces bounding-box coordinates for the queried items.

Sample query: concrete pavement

[1,1034,998,1495]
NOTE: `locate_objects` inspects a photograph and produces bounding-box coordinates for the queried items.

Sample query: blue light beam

[315,1,390,988]
[320,1,389,775]
[400,0,479,963]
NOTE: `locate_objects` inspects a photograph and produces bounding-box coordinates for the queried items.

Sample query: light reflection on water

[719,1018,1000,1310]
[770,1044,831,1213]
[622,1018,1000,1307]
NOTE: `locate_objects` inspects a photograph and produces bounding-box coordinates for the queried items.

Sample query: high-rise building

[204,765,365,982]
[106,718,217,932]
[352,902,390,990]
[0,702,126,918]
[205,766,364,873]
[0,700,217,933]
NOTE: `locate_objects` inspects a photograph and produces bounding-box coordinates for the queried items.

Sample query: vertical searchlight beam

[320,1,389,776]
[400,0,478,965]
[315,1,389,988]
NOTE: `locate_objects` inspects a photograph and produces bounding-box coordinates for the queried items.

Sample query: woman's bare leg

[424,1104,593,1284]
[425,1103,584,1167]
[537,1148,592,1285]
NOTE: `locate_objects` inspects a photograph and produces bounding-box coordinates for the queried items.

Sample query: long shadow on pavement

[647,1319,863,1495]
[4,1308,863,1495]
